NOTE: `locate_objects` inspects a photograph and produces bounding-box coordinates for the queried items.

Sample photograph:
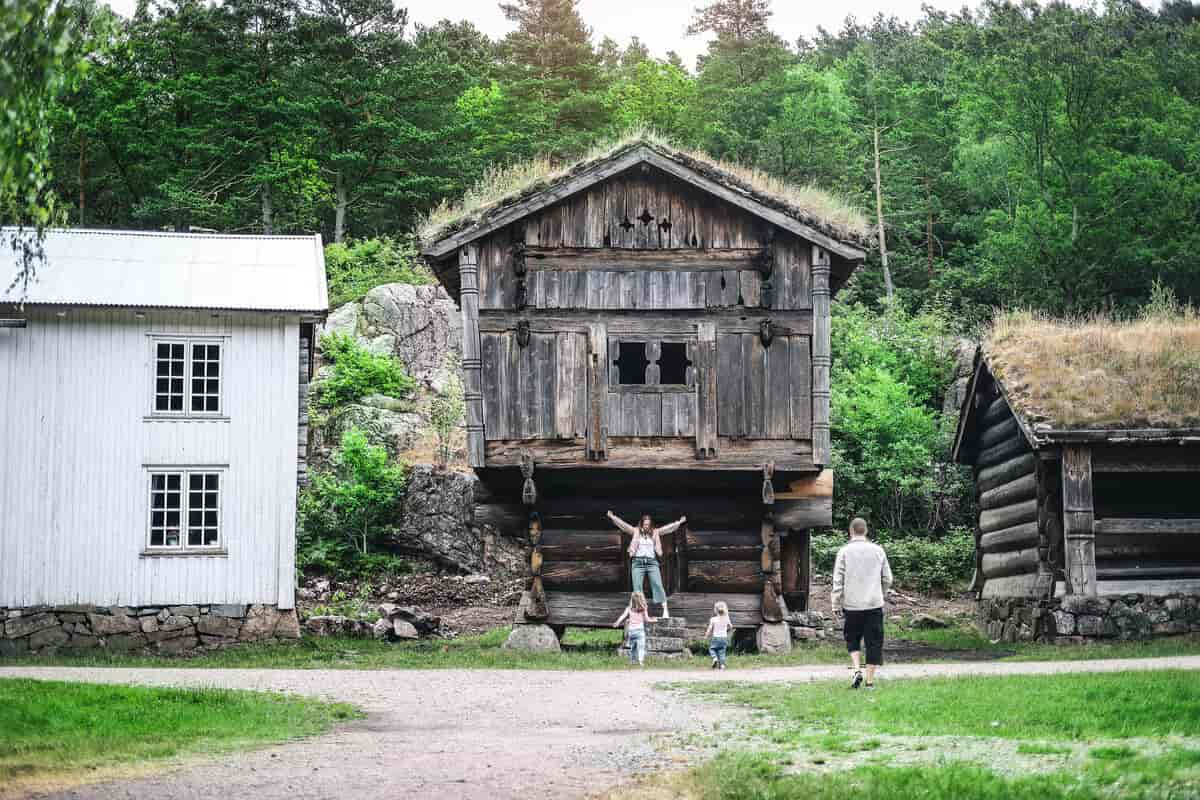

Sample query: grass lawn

[663,670,1200,800]
[0,678,359,795]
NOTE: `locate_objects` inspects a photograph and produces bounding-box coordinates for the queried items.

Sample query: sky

[98,0,989,67]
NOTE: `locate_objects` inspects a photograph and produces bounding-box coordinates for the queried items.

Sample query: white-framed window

[151,338,222,415]
[147,469,223,550]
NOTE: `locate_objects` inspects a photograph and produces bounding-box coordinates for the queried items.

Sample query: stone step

[618,646,693,660]
[645,616,687,634]
[628,635,687,652]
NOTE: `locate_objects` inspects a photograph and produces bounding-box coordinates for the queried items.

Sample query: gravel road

[4,655,1200,800]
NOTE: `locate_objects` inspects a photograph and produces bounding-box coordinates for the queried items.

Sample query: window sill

[609,384,694,393]
[140,548,228,558]
[143,415,230,422]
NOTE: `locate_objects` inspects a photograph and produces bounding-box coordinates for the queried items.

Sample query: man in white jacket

[831,518,893,690]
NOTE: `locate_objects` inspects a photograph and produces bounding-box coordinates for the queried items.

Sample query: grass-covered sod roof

[985,310,1200,432]
[418,130,872,250]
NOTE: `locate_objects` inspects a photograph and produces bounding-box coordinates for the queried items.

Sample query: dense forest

[16,0,1200,319]
[6,0,1200,581]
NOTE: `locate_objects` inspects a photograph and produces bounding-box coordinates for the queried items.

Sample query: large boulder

[942,337,979,419]
[325,284,460,389]
[756,622,793,655]
[324,401,426,460]
[502,624,561,653]
[390,467,525,574]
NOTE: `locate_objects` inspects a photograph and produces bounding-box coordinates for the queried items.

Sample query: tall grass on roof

[418,128,870,245]
[986,288,1200,431]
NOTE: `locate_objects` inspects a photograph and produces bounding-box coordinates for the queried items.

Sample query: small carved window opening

[657,342,691,385]
[619,216,634,232]
[614,341,649,384]
[638,208,654,225]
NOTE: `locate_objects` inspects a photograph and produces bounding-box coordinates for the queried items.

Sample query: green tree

[2,0,105,285]
[299,427,406,559]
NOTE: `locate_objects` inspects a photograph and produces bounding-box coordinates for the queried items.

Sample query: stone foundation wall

[978,594,1200,643]
[0,603,301,656]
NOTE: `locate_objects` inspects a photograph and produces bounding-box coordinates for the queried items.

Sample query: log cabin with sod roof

[953,312,1200,642]
[421,136,871,645]
[0,229,327,655]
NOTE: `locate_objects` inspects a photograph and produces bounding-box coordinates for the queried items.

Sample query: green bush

[316,332,414,408]
[298,428,406,573]
[830,301,974,532]
[324,236,432,308]
[811,527,975,592]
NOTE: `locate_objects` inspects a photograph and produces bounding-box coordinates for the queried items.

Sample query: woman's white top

[634,535,657,558]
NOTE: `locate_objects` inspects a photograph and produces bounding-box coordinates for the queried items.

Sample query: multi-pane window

[190,343,221,413]
[148,471,221,549]
[153,339,221,415]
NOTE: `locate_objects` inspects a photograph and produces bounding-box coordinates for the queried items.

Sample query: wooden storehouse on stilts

[420,137,869,645]
[953,314,1200,641]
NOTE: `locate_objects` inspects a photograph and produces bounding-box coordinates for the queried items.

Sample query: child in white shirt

[704,601,732,670]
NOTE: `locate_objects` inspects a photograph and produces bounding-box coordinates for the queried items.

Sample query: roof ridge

[2,227,319,240]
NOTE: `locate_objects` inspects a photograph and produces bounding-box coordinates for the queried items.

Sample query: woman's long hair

[639,514,653,534]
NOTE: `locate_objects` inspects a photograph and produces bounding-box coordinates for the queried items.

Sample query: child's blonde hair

[630,591,648,612]
[714,600,728,616]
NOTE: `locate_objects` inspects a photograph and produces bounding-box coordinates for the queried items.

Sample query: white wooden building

[0,229,327,620]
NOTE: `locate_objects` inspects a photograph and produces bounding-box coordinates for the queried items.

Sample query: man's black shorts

[843,607,884,665]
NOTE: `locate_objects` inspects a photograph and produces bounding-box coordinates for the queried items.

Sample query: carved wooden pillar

[586,323,609,461]
[760,511,786,622]
[695,321,718,459]
[1062,445,1096,596]
[811,245,832,467]
[522,452,548,619]
[459,244,485,468]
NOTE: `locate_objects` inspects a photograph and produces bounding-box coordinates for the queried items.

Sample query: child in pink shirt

[614,591,656,666]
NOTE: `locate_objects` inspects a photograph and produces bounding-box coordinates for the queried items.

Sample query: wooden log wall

[972,390,1044,598]
[1089,463,1200,582]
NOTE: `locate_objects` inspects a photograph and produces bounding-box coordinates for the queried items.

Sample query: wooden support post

[1034,459,1055,596]
[810,246,831,467]
[527,511,548,620]
[675,522,689,594]
[459,244,485,467]
[586,323,608,461]
[760,511,786,622]
[695,321,718,459]
[1062,445,1096,596]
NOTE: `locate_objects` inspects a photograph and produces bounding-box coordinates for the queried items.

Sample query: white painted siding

[0,308,299,608]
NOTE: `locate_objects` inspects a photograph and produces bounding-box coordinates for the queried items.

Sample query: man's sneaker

[719,663,726,670]
[711,658,719,669]
[850,670,864,689]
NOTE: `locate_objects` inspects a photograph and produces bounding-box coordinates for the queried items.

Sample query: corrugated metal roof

[1,228,329,313]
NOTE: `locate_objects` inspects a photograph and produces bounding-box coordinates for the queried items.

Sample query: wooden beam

[522,246,766,271]
[977,435,1030,469]
[1094,518,1200,535]
[980,573,1042,598]
[981,547,1040,579]
[478,309,813,336]
[1062,444,1097,596]
[459,244,486,467]
[810,246,831,467]
[772,496,833,529]
[541,560,625,589]
[979,416,1020,450]
[1097,566,1200,579]
[1092,446,1200,473]
[684,530,762,561]
[485,437,815,471]
[688,560,762,592]
[979,499,1038,534]
[776,470,833,499]
[977,453,1038,494]
[979,472,1038,510]
[979,521,1040,553]
[538,531,623,560]
[980,394,1011,427]
[1089,578,1200,597]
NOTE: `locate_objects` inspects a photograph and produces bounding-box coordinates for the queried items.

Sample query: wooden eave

[421,144,869,300]
[951,349,1040,464]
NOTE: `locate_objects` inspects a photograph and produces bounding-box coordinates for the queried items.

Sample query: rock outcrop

[391,466,526,575]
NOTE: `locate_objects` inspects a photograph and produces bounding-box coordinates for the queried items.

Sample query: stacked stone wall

[0,603,300,656]
[978,594,1200,643]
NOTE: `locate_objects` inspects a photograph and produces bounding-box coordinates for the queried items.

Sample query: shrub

[428,359,465,468]
[317,332,414,408]
[298,428,406,572]
[324,236,432,308]
[830,301,974,532]
[811,527,976,593]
